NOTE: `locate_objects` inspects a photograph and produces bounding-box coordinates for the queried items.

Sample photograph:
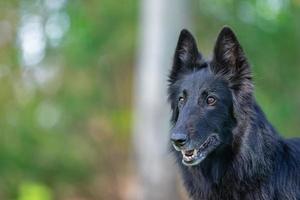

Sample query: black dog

[168,27,300,200]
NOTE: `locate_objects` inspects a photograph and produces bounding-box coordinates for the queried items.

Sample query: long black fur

[168,27,300,200]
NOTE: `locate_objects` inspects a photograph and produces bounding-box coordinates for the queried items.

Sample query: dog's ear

[169,29,203,84]
[211,27,252,91]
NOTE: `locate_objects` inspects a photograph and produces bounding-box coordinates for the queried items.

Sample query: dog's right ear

[169,29,203,84]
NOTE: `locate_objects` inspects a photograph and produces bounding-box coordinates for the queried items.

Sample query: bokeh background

[0,0,300,199]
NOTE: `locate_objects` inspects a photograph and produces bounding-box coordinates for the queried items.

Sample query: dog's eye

[206,96,217,106]
[179,97,185,104]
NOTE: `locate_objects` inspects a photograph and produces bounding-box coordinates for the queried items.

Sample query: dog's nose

[171,133,187,147]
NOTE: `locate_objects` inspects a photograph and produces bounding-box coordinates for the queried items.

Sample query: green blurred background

[0,0,299,199]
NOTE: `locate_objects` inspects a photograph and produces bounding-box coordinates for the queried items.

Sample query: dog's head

[168,27,253,166]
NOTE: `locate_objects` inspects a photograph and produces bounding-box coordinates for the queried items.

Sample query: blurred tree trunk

[133,0,192,199]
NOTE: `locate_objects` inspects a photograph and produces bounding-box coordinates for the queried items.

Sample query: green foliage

[18,182,52,200]
[0,0,136,199]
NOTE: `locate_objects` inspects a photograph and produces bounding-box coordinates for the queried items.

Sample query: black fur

[168,27,300,200]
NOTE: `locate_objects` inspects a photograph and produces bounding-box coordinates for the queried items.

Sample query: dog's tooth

[183,155,190,161]
[193,149,197,156]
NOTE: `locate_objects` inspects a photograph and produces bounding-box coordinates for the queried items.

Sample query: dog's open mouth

[178,134,221,166]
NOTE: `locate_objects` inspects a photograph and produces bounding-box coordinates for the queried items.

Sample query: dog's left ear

[211,27,252,90]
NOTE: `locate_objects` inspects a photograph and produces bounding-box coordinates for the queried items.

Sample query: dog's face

[170,69,235,166]
[169,27,252,166]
